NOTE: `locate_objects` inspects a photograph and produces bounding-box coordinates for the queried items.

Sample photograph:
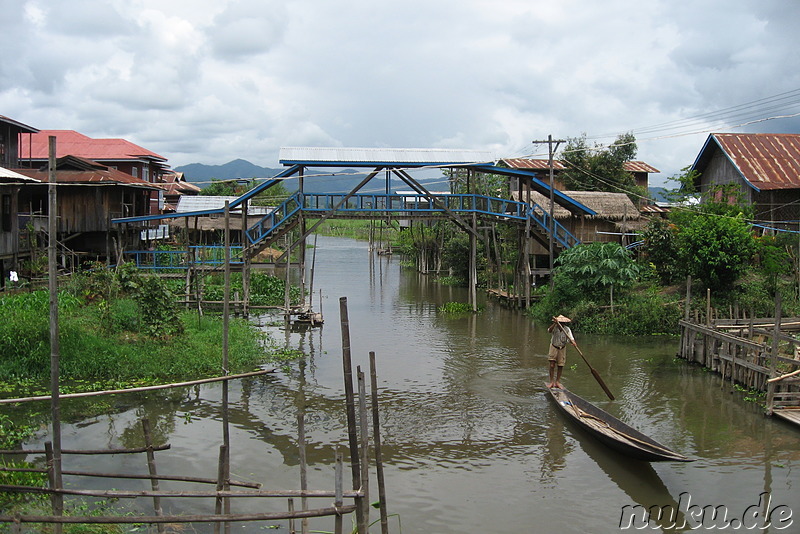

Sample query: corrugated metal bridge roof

[280,146,497,167]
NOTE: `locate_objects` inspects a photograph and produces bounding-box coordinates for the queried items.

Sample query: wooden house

[14,156,160,268]
[18,129,170,214]
[0,116,39,284]
[690,133,800,231]
[159,170,202,212]
[0,115,38,169]
[0,167,39,285]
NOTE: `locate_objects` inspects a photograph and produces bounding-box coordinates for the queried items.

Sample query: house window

[132,167,138,178]
[1,195,11,232]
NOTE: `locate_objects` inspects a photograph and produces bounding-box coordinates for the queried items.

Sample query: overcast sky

[2,0,799,187]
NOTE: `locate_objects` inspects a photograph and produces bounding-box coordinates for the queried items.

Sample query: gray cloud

[1,0,798,185]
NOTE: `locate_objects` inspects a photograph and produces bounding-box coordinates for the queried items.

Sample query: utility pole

[48,135,64,533]
[532,135,564,288]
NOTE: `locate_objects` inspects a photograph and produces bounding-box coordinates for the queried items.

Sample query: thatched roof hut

[512,190,646,249]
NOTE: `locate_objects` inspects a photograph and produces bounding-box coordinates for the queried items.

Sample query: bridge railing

[525,203,581,249]
[244,192,580,249]
[246,193,303,245]
[301,193,529,218]
[125,246,244,270]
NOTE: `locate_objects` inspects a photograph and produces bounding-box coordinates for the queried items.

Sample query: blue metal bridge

[245,190,581,250]
[113,147,596,263]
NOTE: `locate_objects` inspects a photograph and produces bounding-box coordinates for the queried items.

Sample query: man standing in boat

[547,315,575,389]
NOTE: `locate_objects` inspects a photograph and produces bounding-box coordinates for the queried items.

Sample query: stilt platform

[772,408,800,428]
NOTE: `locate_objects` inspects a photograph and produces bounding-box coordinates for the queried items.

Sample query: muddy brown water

[13,236,800,533]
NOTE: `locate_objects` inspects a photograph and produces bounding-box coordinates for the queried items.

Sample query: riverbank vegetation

[530,178,799,335]
[0,265,302,389]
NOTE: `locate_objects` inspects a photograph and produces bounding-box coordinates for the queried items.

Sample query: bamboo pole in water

[338,297,365,532]
[142,419,165,533]
[357,368,370,530]
[0,369,274,405]
[369,352,390,534]
[0,466,260,488]
[335,448,344,534]
[298,412,309,534]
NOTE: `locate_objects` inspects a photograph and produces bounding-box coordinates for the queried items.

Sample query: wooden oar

[554,319,615,400]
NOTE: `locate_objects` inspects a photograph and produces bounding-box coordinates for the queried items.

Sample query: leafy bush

[673,211,755,292]
[134,275,183,339]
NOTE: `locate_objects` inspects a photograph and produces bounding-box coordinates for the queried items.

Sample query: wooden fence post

[141,419,165,533]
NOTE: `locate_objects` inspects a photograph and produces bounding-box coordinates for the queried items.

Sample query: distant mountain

[175,159,283,183]
[648,187,671,202]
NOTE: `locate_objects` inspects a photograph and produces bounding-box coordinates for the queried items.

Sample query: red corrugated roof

[20,130,167,162]
[502,158,658,173]
[712,133,800,191]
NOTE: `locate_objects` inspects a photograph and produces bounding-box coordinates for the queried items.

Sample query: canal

[18,235,800,532]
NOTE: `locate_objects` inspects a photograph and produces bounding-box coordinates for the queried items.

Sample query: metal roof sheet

[0,166,38,181]
[21,130,167,162]
[709,133,800,191]
[176,195,272,215]
[280,147,496,166]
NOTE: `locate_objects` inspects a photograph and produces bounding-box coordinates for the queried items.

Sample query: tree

[640,218,680,285]
[201,178,290,206]
[559,133,641,200]
[662,166,701,204]
[201,179,245,196]
[673,212,754,292]
[445,168,509,197]
[554,242,641,306]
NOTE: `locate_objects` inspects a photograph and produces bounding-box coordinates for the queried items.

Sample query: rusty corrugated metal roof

[624,161,660,173]
[502,158,658,173]
[711,133,800,191]
[14,155,159,188]
[502,158,565,170]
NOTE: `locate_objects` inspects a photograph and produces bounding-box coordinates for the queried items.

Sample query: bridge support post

[470,212,477,312]
[241,199,250,318]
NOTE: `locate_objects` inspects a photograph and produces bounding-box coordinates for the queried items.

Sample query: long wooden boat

[546,385,692,462]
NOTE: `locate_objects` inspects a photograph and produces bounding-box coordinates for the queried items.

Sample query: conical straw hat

[553,315,571,323]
